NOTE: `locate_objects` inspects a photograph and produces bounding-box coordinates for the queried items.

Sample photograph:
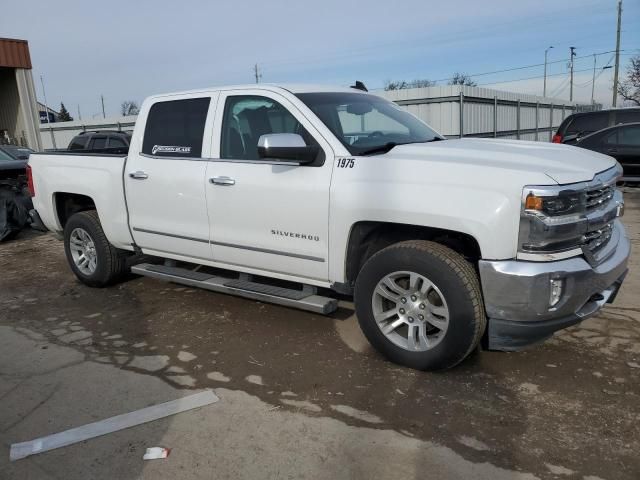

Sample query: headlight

[519,167,622,257]
[519,186,589,254]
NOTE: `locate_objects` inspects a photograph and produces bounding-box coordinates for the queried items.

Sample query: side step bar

[131,263,338,315]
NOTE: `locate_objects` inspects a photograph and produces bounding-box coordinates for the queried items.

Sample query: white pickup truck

[28,83,630,370]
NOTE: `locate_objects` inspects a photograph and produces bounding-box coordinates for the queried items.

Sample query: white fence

[39,86,576,149]
[39,116,136,150]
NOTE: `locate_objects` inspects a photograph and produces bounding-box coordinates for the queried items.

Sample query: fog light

[549,279,564,308]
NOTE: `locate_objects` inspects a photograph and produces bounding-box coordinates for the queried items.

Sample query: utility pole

[77,104,82,121]
[253,63,262,84]
[569,47,576,102]
[101,95,106,119]
[612,0,622,107]
[40,75,51,127]
[543,46,553,97]
[591,54,597,105]
[40,75,57,149]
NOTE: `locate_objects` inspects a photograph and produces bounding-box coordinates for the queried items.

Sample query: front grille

[586,185,614,210]
[583,222,614,252]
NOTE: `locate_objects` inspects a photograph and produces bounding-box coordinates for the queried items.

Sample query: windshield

[296,92,442,155]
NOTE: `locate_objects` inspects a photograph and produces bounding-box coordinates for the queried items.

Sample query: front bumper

[478,220,630,351]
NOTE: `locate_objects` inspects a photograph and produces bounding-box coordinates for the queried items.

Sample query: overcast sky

[2,0,639,118]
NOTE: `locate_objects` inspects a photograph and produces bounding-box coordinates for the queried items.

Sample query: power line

[477,67,601,87]
[548,77,571,97]
[367,50,638,91]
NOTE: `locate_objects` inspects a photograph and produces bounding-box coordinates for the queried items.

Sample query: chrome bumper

[478,220,630,350]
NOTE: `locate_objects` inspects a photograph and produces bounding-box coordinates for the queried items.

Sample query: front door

[125,94,217,260]
[205,90,334,282]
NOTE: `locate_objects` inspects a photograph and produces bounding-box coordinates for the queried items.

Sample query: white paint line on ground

[9,390,219,461]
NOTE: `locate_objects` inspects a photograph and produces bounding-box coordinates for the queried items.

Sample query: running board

[131,263,338,315]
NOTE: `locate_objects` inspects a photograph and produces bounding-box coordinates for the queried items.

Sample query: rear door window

[69,136,88,150]
[567,112,609,135]
[142,97,211,158]
[90,136,107,149]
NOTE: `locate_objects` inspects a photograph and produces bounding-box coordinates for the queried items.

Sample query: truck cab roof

[145,83,369,102]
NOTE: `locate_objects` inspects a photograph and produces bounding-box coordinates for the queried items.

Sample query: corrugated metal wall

[380,85,576,141]
[0,67,24,144]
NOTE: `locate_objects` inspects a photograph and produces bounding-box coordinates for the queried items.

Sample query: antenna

[350,81,368,92]
[254,63,262,83]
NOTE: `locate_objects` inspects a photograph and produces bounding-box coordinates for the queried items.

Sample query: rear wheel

[63,210,129,287]
[354,240,486,370]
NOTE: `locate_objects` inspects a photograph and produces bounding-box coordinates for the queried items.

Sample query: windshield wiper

[358,138,444,156]
[359,142,398,156]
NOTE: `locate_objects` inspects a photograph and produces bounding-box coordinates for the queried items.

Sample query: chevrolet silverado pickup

[28,84,630,370]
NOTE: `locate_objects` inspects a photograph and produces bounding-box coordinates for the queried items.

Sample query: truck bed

[29,152,135,250]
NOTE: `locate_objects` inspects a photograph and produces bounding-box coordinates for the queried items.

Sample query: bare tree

[448,72,477,86]
[121,101,140,116]
[617,55,640,106]
[384,78,435,91]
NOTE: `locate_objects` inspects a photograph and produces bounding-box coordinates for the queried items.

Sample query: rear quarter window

[142,97,211,158]
[107,136,128,148]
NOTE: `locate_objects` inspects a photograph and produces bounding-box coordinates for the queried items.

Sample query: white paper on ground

[10,390,218,461]
[143,447,171,460]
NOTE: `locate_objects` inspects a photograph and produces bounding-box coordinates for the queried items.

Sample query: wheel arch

[341,221,482,292]
[54,192,97,229]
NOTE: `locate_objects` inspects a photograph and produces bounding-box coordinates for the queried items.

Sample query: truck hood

[389,138,617,185]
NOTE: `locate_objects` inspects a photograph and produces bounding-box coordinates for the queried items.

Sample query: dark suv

[575,122,640,182]
[68,130,132,152]
[553,107,640,145]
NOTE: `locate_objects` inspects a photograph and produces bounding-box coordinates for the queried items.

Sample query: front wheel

[63,210,129,287]
[354,240,486,370]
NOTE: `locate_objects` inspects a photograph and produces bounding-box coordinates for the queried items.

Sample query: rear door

[204,89,334,282]
[124,93,218,259]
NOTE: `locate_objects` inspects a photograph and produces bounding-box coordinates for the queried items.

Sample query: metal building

[0,38,42,149]
[381,85,576,141]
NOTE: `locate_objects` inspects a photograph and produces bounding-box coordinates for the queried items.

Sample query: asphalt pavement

[1,189,639,480]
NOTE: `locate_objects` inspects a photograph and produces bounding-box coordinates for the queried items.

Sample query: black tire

[63,210,129,287]
[354,240,486,371]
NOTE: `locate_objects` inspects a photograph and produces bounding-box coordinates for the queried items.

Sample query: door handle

[607,148,618,155]
[210,176,235,186]
[129,171,149,180]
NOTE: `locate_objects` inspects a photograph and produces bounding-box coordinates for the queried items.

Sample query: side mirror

[257,134,318,164]
[562,133,580,144]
